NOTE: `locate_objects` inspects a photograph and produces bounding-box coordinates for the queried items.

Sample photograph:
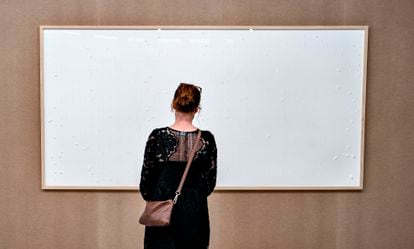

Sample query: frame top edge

[39,25,369,30]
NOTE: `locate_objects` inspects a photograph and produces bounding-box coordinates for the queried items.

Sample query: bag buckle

[173,191,180,204]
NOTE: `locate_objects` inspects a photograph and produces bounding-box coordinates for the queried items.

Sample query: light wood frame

[40,25,368,191]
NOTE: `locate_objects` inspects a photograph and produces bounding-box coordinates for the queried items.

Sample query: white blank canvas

[41,26,367,190]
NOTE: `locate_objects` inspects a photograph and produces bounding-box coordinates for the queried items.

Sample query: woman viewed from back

[139,83,217,249]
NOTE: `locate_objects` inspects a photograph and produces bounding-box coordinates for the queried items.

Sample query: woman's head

[172,82,202,113]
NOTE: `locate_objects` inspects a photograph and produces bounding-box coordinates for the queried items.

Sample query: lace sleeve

[200,132,217,197]
[139,129,158,201]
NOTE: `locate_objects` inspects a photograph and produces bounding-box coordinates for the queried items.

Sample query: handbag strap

[173,130,202,204]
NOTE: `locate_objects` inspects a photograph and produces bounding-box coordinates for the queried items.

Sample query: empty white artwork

[41,27,367,189]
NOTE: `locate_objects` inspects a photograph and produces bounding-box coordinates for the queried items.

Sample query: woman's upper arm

[139,129,158,201]
[203,131,217,196]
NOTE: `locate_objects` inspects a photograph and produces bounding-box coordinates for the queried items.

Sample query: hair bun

[172,83,201,113]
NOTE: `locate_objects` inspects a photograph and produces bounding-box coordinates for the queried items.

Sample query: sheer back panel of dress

[166,128,203,162]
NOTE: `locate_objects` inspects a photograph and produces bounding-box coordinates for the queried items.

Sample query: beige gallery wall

[1,0,413,248]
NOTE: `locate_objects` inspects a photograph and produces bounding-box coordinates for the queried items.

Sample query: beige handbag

[139,130,202,226]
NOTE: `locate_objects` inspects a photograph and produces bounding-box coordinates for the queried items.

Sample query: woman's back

[140,126,217,249]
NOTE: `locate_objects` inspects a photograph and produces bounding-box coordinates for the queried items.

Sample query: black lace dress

[139,127,217,249]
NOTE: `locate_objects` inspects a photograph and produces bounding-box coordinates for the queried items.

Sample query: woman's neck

[169,111,197,131]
